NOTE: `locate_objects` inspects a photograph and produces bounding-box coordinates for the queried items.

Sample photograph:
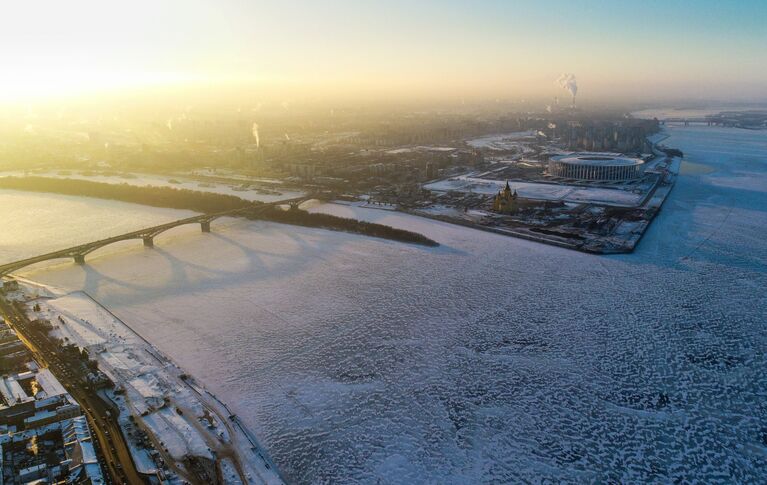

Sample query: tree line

[0,176,438,247]
[0,176,252,213]
[254,205,439,247]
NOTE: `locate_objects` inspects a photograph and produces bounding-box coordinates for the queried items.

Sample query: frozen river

[3,125,767,483]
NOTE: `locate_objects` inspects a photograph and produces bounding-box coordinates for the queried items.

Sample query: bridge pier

[1,208,261,276]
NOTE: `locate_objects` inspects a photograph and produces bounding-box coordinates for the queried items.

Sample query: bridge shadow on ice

[21,219,441,308]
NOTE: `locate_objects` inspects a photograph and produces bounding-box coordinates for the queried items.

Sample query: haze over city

[3,0,767,105]
[0,1,766,484]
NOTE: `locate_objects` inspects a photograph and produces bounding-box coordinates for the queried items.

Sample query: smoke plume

[252,123,260,148]
[556,73,578,102]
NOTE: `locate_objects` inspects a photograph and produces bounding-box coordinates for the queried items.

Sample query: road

[0,295,148,485]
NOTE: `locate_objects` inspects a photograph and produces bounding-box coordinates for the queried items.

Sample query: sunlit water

[0,190,196,263]
[3,125,767,483]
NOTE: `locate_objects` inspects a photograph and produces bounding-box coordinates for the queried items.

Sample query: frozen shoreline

[414,133,679,253]
[14,280,284,484]
[2,124,766,483]
[0,170,305,204]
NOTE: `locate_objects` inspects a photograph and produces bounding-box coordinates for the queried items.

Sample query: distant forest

[0,176,251,213]
[0,176,438,247]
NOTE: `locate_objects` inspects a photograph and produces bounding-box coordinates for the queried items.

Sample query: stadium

[548,153,645,181]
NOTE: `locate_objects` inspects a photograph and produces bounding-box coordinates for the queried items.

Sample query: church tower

[493,181,518,213]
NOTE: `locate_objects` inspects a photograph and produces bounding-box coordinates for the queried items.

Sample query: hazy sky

[3,0,766,103]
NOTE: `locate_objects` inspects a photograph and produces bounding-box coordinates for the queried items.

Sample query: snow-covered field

[4,125,767,483]
[385,146,456,155]
[21,288,283,484]
[424,177,644,206]
[466,131,538,152]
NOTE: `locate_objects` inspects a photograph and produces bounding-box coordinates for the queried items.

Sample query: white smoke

[166,118,173,131]
[252,123,260,148]
[556,73,578,96]
[284,133,290,141]
[556,73,578,106]
[545,105,552,113]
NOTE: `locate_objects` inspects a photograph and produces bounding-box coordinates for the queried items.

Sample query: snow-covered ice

[4,125,767,483]
[631,106,754,120]
[0,190,195,263]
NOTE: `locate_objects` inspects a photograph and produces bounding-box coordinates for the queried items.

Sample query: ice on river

[5,125,767,483]
[0,190,196,263]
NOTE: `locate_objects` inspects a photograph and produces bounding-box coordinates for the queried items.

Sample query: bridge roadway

[0,204,274,277]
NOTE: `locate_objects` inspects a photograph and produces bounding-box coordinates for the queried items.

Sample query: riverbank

[0,177,438,250]
[3,124,766,482]
[6,278,284,484]
[0,176,253,213]
[252,205,438,247]
[406,133,680,254]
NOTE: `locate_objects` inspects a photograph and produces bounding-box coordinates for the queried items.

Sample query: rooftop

[552,152,644,167]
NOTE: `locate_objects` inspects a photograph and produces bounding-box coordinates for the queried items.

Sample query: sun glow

[0,69,203,102]
[1,0,765,106]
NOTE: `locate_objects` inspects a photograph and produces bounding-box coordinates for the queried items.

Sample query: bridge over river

[0,203,287,277]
